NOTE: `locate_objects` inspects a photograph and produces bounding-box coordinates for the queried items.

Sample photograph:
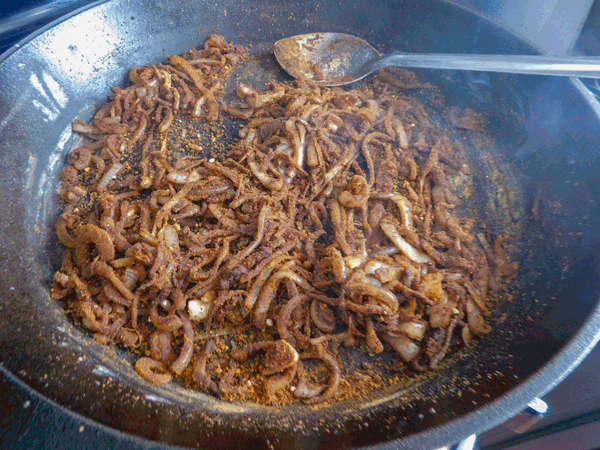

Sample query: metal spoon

[274,32,600,86]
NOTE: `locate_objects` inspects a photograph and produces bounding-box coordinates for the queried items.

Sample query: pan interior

[2,0,600,449]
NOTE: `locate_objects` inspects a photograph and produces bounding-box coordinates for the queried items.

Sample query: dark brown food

[51,35,516,405]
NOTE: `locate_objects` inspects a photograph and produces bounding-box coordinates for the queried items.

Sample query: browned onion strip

[380,218,432,264]
[168,55,217,121]
[230,341,272,361]
[293,360,324,399]
[68,146,92,170]
[149,301,183,332]
[135,357,173,385]
[91,261,135,301]
[381,334,420,362]
[329,198,353,256]
[149,331,175,364]
[192,340,218,391]
[302,349,341,405]
[247,87,285,109]
[325,246,348,283]
[261,340,299,376]
[420,240,475,273]
[265,365,297,394]
[391,194,414,232]
[244,256,290,313]
[222,104,254,120]
[55,217,77,248]
[233,203,270,262]
[192,96,206,118]
[430,317,459,369]
[74,224,115,267]
[388,279,433,305]
[103,284,132,306]
[277,294,310,344]
[431,185,474,244]
[72,120,102,136]
[310,300,336,333]
[393,116,409,149]
[152,171,198,233]
[344,282,399,313]
[338,175,370,208]
[157,106,174,133]
[218,361,239,394]
[340,300,393,317]
[365,316,384,353]
[247,153,283,191]
[254,269,314,328]
[129,114,148,144]
[466,298,492,336]
[170,312,194,375]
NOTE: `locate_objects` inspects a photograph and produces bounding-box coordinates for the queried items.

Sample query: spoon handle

[372,53,600,78]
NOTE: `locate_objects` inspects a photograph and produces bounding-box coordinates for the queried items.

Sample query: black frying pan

[2,0,600,448]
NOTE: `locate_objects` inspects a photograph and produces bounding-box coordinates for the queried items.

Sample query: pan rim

[2,1,600,449]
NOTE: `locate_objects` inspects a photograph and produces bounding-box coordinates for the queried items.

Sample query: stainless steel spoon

[274,32,600,86]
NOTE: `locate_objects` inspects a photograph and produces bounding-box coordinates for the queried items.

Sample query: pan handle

[440,398,549,449]
[439,434,477,450]
[448,434,477,450]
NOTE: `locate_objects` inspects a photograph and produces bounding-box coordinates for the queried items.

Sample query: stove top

[2,1,600,449]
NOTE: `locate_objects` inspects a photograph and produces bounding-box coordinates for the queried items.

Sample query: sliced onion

[170,313,194,375]
[157,107,173,133]
[192,96,205,118]
[397,321,427,340]
[466,298,492,336]
[393,116,409,149]
[157,195,170,205]
[166,171,201,184]
[390,194,414,231]
[344,282,398,312]
[160,225,180,254]
[122,268,138,291]
[136,86,147,98]
[236,83,256,98]
[265,365,297,394]
[380,218,432,264]
[72,120,101,135]
[327,247,348,283]
[261,340,299,376]
[364,259,400,284]
[382,334,420,362]
[75,224,115,265]
[102,116,121,125]
[188,290,215,322]
[275,142,291,153]
[364,276,382,287]
[462,325,473,346]
[96,162,123,191]
[188,299,211,322]
[139,229,158,247]
[344,252,366,269]
[310,300,336,333]
[135,357,172,385]
[183,234,204,253]
[248,152,282,190]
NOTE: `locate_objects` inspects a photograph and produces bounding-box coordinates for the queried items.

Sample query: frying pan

[2,0,600,448]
